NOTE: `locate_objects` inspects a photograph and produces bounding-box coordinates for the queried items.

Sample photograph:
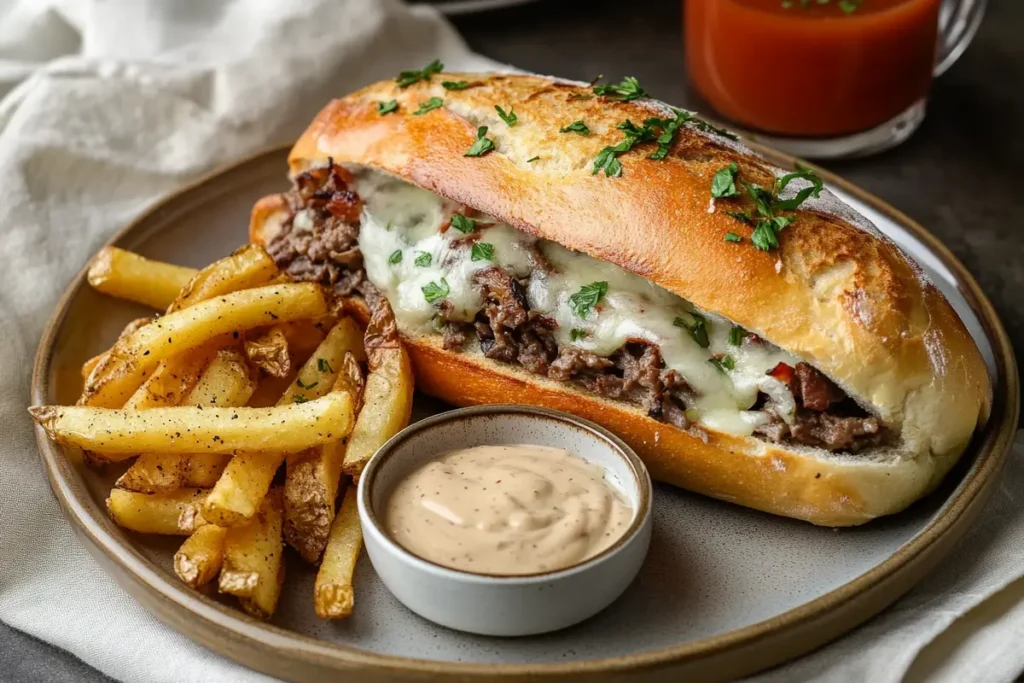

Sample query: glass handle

[935,0,987,77]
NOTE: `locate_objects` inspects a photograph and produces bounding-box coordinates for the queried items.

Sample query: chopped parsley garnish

[592,76,647,102]
[751,216,793,251]
[465,126,495,157]
[560,120,590,135]
[751,218,782,251]
[592,108,728,175]
[568,281,608,318]
[724,210,754,225]
[645,109,691,160]
[422,277,450,304]
[377,100,398,115]
[317,358,334,373]
[725,232,743,243]
[772,167,825,210]
[293,395,310,404]
[728,326,746,346]
[570,328,588,342]
[526,156,540,163]
[442,80,469,90]
[617,120,647,137]
[674,313,710,348]
[388,250,402,265]
[395,59,443,88]
[692,118,739,141]
[709,355,736,373]
[471,242,494,262]
[414,251,432,267]
[450,214,475,233]
[719,165,822,252]
[592,147,624,177]
[711,162,741,198]
[296,377,318,390]
[690,315,711,348]
[413,97,443,115]
[772,216,794,231]
[495,105,517,126]
[745,183,775,217]
[592,119,655,176]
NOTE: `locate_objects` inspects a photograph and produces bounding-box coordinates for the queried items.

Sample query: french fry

[219,488,285,619]
[244,318,337,379]
[246,370,297,408]
[98,343,216,475]
[80,282,328,407]
[118,348,256,493]
[312,317,366,364]
[82,353,105,380]
[244,326,292,378]
[184,348,259,409]
[202,321,361,527]
[182,347,260,488]
[342,302,414,478]
[174,524,228,588]
[82,247,279,408]
[314,484,361,619]
[123,345,216,411]
[106,488,208,535]
[80,317,159,468]
[56,242,425,622]
[184,457,230,488]
[281,319,334,367]
[285,352,365,562]
[93,334,219,469]
[82,354,104,380]
[79,317,153,387]
[167,244,277,313]
[29,392,353,458]
[88,247,198,310]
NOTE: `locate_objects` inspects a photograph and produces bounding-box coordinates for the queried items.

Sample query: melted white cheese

[354,169,801,435]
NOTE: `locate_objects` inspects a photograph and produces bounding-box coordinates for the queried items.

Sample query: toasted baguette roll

[249,72,990,526]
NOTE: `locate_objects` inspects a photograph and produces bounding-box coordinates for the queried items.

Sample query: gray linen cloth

[0,1,1020,681]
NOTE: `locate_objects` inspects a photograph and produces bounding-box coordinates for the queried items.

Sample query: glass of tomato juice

[684,0,987,158]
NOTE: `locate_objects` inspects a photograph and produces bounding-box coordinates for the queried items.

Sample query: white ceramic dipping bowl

[357,404,653,637]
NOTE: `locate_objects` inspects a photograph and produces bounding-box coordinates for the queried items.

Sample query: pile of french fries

[31,245,414,620]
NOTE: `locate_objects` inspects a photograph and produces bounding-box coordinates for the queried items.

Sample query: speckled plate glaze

[31,146,1018,682]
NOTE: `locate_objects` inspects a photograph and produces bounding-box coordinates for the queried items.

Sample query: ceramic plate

[32,146,1018,682]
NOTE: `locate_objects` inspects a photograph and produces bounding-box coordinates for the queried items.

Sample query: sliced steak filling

[754,362,886,451]
[266,160,367,297]
[267,163,889,453]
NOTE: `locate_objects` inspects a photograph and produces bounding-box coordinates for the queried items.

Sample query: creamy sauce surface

[383,445,634,575]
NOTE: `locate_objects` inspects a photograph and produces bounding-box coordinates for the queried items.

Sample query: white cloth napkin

[0,1,1020,681]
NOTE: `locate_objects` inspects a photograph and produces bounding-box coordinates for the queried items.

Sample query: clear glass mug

[683,0,987,159]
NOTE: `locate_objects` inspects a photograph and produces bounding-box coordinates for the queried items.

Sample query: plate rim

[30,144,1020,681]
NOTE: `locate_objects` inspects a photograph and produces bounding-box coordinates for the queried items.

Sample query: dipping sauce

[685,0,941,136]
[383,445,634,575]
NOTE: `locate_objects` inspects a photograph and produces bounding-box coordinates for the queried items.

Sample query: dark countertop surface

[4,0,1021,680]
